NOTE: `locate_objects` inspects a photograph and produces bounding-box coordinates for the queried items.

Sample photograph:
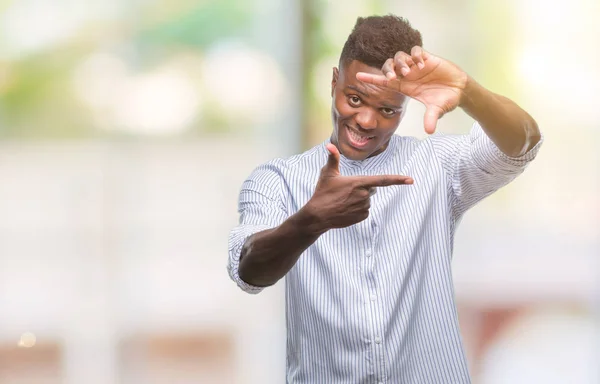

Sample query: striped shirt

[228,122,542,383]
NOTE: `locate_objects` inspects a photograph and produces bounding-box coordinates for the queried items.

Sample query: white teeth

[347,127,372,143]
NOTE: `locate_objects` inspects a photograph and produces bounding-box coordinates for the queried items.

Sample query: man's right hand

[303,143,413,232]
[238,143,413,287]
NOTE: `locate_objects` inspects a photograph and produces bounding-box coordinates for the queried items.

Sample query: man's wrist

[458,75,482,111]
[291,204,330,237]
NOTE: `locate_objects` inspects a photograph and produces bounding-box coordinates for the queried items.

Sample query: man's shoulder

[391,133,420,147]
[391,133,434,156]
[248,142,324,178]
[286,142,326,168]
[399,131,469,156]
[389,133,471,173]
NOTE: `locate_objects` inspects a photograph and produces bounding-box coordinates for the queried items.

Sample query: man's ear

[331,67,339,97]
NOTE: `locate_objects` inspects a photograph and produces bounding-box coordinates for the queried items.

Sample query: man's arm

[459,78,541,157]
[355,46,542,157]
[238,208,324,287]
[355,46,543,215]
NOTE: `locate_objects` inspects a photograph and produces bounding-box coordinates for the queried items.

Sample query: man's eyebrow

[346,85,369,97]
[347,84,402,109]
[381,103,402,110]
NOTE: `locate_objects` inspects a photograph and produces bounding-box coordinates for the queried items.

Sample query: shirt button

[370,294,377,301]
[375,336,382,344]
[365,250,371,257]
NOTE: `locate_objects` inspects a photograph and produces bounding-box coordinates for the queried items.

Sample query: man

[228,15,542,383]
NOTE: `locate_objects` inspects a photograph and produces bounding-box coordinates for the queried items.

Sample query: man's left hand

[356,46,468,134]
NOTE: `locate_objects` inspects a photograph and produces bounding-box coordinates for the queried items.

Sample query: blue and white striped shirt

[228,122,542,383]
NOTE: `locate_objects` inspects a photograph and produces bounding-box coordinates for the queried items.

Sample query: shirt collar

[320,136,397,172]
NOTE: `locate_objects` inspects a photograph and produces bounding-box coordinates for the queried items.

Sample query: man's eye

[381,108,396,116]
[348,96,361,106]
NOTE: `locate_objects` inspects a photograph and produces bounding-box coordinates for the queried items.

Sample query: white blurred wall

[0,139,286,383]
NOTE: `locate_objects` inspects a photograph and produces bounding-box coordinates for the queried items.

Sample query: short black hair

[339,15,423,69]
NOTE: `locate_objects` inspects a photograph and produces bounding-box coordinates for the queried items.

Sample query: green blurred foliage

[0,48,91,138]
[0,0,253,140]
[137,0,252,49]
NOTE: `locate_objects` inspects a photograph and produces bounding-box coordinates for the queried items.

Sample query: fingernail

[418,62,425,69]
[401,67,409,76]
[386,72,395,79]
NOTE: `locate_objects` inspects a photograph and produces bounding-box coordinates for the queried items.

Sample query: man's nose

[355,108,377,130]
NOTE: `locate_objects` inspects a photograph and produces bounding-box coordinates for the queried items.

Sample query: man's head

[331,15,422,160]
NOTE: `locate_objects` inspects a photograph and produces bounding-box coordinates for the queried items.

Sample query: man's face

[331,60,409,161]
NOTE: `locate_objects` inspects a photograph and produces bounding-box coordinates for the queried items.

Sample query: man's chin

[339,141,371,161]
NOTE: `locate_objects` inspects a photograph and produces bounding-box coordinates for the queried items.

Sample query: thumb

[424,106,443,135]
[323,143,340,175]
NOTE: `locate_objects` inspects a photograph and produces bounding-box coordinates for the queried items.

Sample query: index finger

[353,174,414,188]
[355,72,402,92]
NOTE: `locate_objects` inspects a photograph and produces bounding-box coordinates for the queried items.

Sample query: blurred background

[0,0,598,383]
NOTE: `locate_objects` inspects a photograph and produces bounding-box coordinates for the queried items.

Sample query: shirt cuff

[227,224,271,294]
[471,122,544,173]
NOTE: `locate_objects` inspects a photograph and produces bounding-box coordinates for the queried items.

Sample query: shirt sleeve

[227,160,288,294]
[431,121,543,216]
